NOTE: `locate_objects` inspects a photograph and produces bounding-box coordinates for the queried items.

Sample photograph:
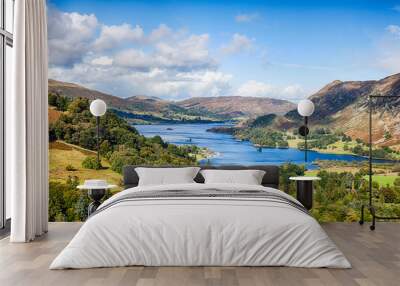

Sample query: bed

[50,165,351,269]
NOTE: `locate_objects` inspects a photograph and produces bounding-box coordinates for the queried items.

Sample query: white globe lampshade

[90,99,107,117]
[297,99,315,117]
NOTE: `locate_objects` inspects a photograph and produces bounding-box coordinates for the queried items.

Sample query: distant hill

[247,114,295,130]
[176,96,296,119]
[283,73,400,147]
[49,79,128,109]
[48,79,296,122]
[48,79,182,114]
[48,79,215,123]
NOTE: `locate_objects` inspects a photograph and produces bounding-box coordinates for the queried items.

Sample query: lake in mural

[135,123,377,169]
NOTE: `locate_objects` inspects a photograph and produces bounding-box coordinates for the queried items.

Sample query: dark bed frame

[123,165,280,189]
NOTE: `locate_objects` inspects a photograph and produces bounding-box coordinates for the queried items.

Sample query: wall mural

[47,0,400,222]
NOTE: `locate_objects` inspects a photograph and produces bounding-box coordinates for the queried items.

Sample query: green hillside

[48,93,202,222]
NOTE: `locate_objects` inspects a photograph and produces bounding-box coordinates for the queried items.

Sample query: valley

[49,79,295,124]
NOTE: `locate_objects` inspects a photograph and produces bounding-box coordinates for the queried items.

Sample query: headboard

[123,165,280,189]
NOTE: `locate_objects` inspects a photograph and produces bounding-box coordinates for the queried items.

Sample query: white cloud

[47,7,223,99]
[91,56,113,66]
[386,25,400,37]
[49,9,290,101]
[235,13,259,23]
[221,33,254,55]
[236,80,275,97]
[94,23,144,50]
[49,61,232,100]
[281,84,305,100]
[235,80,305,101]
[48,8,98,66]
[148,24,173,42]
[112,33,216,71]
[47,12,227,100]
[155,34,216,70]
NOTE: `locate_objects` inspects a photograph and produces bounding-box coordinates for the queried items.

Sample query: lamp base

[298,125,309,136]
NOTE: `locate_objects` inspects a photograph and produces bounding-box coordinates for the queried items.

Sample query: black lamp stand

[96,116,100,168]
[359,95,400,230]
[299,116,310,163]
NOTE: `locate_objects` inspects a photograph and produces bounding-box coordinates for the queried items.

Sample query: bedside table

[289,176,320,210]
[77,180,117,216]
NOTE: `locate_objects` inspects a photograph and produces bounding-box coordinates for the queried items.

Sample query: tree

[48,92,71,111]
[67,97,89,114]
[99,140,112,156]
[82,156,102,170]
[384,131,392,140]
[280,163,305,194]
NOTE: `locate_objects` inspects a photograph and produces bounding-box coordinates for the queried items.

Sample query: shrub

[65,164,77,171]
[381,187,397,203]
[279,163,305,194]
[49,177,82,222]
[82,156,102,170]
[109,151,140,173]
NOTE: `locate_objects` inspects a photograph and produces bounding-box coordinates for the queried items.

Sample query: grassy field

[49,141,214,190]
[287,138,358,155]
[49,141,123,191]
[304,170,319,177]
[306,170,398,187]
[287,138,303,148]
[363,174,398,187]
[320,140,358,155]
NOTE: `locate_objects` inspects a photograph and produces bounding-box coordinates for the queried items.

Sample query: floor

[0,222,399,286]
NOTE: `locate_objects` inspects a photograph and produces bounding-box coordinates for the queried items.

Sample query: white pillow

[200,169,266,185]
[136,167,201,186]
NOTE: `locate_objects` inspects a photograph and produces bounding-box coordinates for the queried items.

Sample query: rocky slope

[283,73,400,147]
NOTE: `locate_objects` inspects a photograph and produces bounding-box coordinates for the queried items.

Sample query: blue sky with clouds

[48,0,400,102]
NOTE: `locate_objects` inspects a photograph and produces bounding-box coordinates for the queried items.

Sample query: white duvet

[50,183,351,269]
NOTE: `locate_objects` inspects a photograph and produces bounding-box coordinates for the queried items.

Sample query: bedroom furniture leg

[290,176,320,210]
[370,206,376,231]
[297,181,313,210]
[359,204,364,225]
[87,189,106,216]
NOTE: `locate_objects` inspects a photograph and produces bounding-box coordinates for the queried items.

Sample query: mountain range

[48,79,296,122]
[49,73,400,147]
[261,73,400,147]
[176,96,295,118]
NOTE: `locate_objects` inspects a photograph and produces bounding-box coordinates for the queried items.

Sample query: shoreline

[136,122,398,165]
[207,126,397,162]
[195,147,219,161]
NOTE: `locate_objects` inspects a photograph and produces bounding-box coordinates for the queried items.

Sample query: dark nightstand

[78,180,117,216]
[289,176,320,210]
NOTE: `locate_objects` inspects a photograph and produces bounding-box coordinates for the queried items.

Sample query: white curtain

[8,0,49,242]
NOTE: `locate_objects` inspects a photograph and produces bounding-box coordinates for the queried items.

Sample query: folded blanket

[92,188,309,217]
